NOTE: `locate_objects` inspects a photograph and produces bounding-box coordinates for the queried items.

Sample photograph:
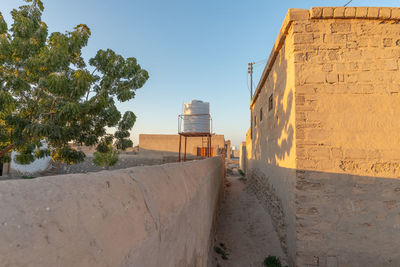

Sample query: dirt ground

[212,173,287,267]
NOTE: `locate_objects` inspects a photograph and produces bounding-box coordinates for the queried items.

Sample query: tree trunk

[0,144,14,158]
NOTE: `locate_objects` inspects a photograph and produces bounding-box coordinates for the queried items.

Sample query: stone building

[139,134,225,158]
[247,7,400,267]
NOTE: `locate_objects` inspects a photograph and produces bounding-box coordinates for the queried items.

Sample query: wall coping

[250,6,400,108]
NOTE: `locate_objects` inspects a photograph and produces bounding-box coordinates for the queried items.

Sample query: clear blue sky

[1,0,399,147]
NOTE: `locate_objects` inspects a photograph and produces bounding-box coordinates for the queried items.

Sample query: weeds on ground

[21,175,35,179]
[238,169,245,176]
[214,244,228,260]
[263,255,287,267]
[226,168,233,175]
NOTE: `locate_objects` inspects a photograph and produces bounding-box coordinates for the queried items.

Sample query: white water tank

[183,100,210,133]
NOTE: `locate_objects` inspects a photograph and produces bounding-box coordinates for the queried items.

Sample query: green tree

[93,139,118,170]
[0,0,148,165]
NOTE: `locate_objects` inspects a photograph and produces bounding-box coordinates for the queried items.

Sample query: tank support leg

[178,135,181,162]
[184,136,187,162]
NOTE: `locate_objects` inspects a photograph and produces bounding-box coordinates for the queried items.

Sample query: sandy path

[212,174,287,267]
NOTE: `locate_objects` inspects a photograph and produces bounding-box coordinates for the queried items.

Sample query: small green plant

[93,143,118,170]
[214,245,228,260]
[238,169,245,176]
[21,175,35,179]
[264,255,286,267]
[226,168,233,175]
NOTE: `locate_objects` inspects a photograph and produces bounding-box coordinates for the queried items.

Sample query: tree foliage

[0,0,148,165]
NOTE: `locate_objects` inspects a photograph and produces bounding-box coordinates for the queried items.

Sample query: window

[268,94,273,112]
[260,108,263,121]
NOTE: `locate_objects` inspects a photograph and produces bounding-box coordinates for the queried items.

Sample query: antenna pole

[248,62,254,100]
[248,62,254,139]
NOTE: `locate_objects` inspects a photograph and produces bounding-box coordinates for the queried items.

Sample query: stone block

[326,73,338,84]
[327,50,339,61]
[322,7,334,18]
[307,129,328,140]
[289,8,310,21]
[331,148,343,158]
[344,7,356,18]
[367,7,379,18]
[333,7,345,18]
[344,149,367,159]
[356,7,368,18]
[294,52,305,63]
[297,159,318,169]
[304,73,325,84]
[322,63,333,72]
[383,38,393,47]
[391,8,400,20]
[309,147,330,159]
[379,7,392,19]
[293,33,314,44]
[310,7,323,19]
[385,59,398,71]
[298,253,320,266]
[330,22,351,33]
[355,7,368,18]
[292,22,305,33]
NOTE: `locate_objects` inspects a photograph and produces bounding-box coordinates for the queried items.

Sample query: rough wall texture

[0,157,224,267]
[248,12,298,264]
[239,142,246,171]
[248,7,400,267]
[139,134,225,157]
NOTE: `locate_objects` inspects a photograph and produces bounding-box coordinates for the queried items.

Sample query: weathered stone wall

[239,141,246,171]
[249,7,400,267]
[0,157,224,266]
[248,10,298,264]
[295,169,400,267]
[293,7,400,267]
[294,7,400,178]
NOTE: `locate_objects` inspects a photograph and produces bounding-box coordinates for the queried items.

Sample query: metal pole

[184,136,187,162]
[210,135,212,157]
[178,135,181,162]
[248,62,254,140]
[248,62,254,100]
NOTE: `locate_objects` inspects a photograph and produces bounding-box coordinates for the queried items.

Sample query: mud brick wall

[0,157,224,267]
[248,7,400,266]
[248,9,298,265]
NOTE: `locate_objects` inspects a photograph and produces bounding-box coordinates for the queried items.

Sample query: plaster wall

[248,12,298,264]
[0,157,224,267]
[139,134,225,157]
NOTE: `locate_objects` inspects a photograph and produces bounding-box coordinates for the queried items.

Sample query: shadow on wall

[250,162,400,266]
[295,167,400,266]
[253,44,294,166]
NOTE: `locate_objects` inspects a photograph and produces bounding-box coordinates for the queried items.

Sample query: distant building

[139,134,225,158]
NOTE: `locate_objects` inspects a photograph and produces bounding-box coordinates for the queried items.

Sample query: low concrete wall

[0,157,224,266]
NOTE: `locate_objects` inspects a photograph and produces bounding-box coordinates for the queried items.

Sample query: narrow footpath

[212,173,287,267]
